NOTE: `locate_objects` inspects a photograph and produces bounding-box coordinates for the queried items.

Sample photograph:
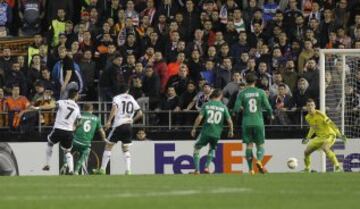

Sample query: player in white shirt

[43,89,81,174]
[94,85,143,175]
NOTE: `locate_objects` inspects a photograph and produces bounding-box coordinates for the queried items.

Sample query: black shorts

[47,128,73,150]
[107,124,132,144]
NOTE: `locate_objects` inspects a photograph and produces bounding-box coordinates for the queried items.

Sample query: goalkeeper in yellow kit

[302,99,347,172]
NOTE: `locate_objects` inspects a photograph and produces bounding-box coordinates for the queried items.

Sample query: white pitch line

[0,187,252,201]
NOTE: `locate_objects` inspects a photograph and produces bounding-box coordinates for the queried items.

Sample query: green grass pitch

[0,173,359,209]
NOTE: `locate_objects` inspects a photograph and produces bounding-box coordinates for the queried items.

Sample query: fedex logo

[327,142,360,172]
[154,143,272,174]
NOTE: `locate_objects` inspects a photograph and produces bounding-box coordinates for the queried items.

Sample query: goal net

[319,49,360,172]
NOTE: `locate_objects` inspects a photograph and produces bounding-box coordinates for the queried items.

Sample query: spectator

[219,0,238,24]
[40,68,56,94]
[18,0,45,36]
[223,72,242,105]
[46,0,73,24]
[24,81,56,128]
[166,52,186,85]
[125,0,139,26]
[200,60,216,87]
[186,82,212,111]
[269,71,292,97]
[231,31,251,59]
[78,49,96,100]
[135,129,150,141]
[153,51,168,93]
[158,86,179,125]
[320,8,337,48]
[336,27,352,48]
[5,62,27,96]
[142,66,160,110]
[215,57,233,89]
[282,59,298,93]
[293,77,311,111]
[206,46,220,64]
[271,47,287,72]
[303,58,319,101]
[100,53,124,100]
[4,85,30,130]
[176,81,197,112]
[271,83,294,125]
[186,29,207,58]
[256,62,272,92]
[52,46,83,99]
[241,58,257,78]
[335,0,350,28]
[297,40,314,74]
[27,34,43,66]
[0,47,14,77]
[234,51,249,72]
[187,49,202,83]
[243,0,261,24]
[27,54,42,96]
[284,0,302,33]
[166,64,190,96]
[0,0,12,37]
[0,88,6,127]
[129,76,144,100]
[121,54,136,82]
[140,0,156,25]
[220,44,234,62]
[49,8,67,47]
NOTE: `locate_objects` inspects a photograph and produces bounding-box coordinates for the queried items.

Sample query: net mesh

[324,54,360,138]
[323,53,360,172]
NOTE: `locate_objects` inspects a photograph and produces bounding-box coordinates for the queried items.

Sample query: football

[287,158,298,169]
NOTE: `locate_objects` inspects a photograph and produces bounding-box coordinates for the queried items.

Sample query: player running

[43,89,81,174]
[191,89,234,174]
[233,73,273,175]
[93,85,143,175]
[70,103,106,175]
[302,98,347,172]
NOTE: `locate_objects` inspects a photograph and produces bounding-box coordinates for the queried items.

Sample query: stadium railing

[0,101,311,132]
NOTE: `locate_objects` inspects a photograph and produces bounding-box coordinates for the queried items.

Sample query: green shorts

[242,125,265,145]
[72,140,91,153]
[194,133,219,150]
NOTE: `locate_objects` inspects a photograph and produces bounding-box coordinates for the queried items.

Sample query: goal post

[319,49,360,172]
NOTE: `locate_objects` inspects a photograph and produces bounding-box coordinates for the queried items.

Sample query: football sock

[256,145,264,161]
[45,143,53,166]
[65,152,74,173]
[325,150,340,168]
[304,155,311,170]
[101,150,111,170]
[124,151,131,172]
[193,149,200,172]
[75,149,90,174]
[246,148,253,170]
[205,149,215,168]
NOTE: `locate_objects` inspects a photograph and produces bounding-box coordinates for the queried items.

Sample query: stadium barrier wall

[4,140,360,176]
[6,143,59,175]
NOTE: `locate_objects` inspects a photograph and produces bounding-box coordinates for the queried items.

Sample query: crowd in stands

[0,0,359,129]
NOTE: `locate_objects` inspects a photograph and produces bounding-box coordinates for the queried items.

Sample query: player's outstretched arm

[191,113,203,138]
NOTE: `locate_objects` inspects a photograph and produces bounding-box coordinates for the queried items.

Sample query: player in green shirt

[233,73,274,175]
[72,103,106,175]
[191,89,234,174]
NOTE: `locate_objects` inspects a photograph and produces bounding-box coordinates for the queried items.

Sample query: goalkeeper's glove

[339,134,348,143]
[302,138,309,144]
